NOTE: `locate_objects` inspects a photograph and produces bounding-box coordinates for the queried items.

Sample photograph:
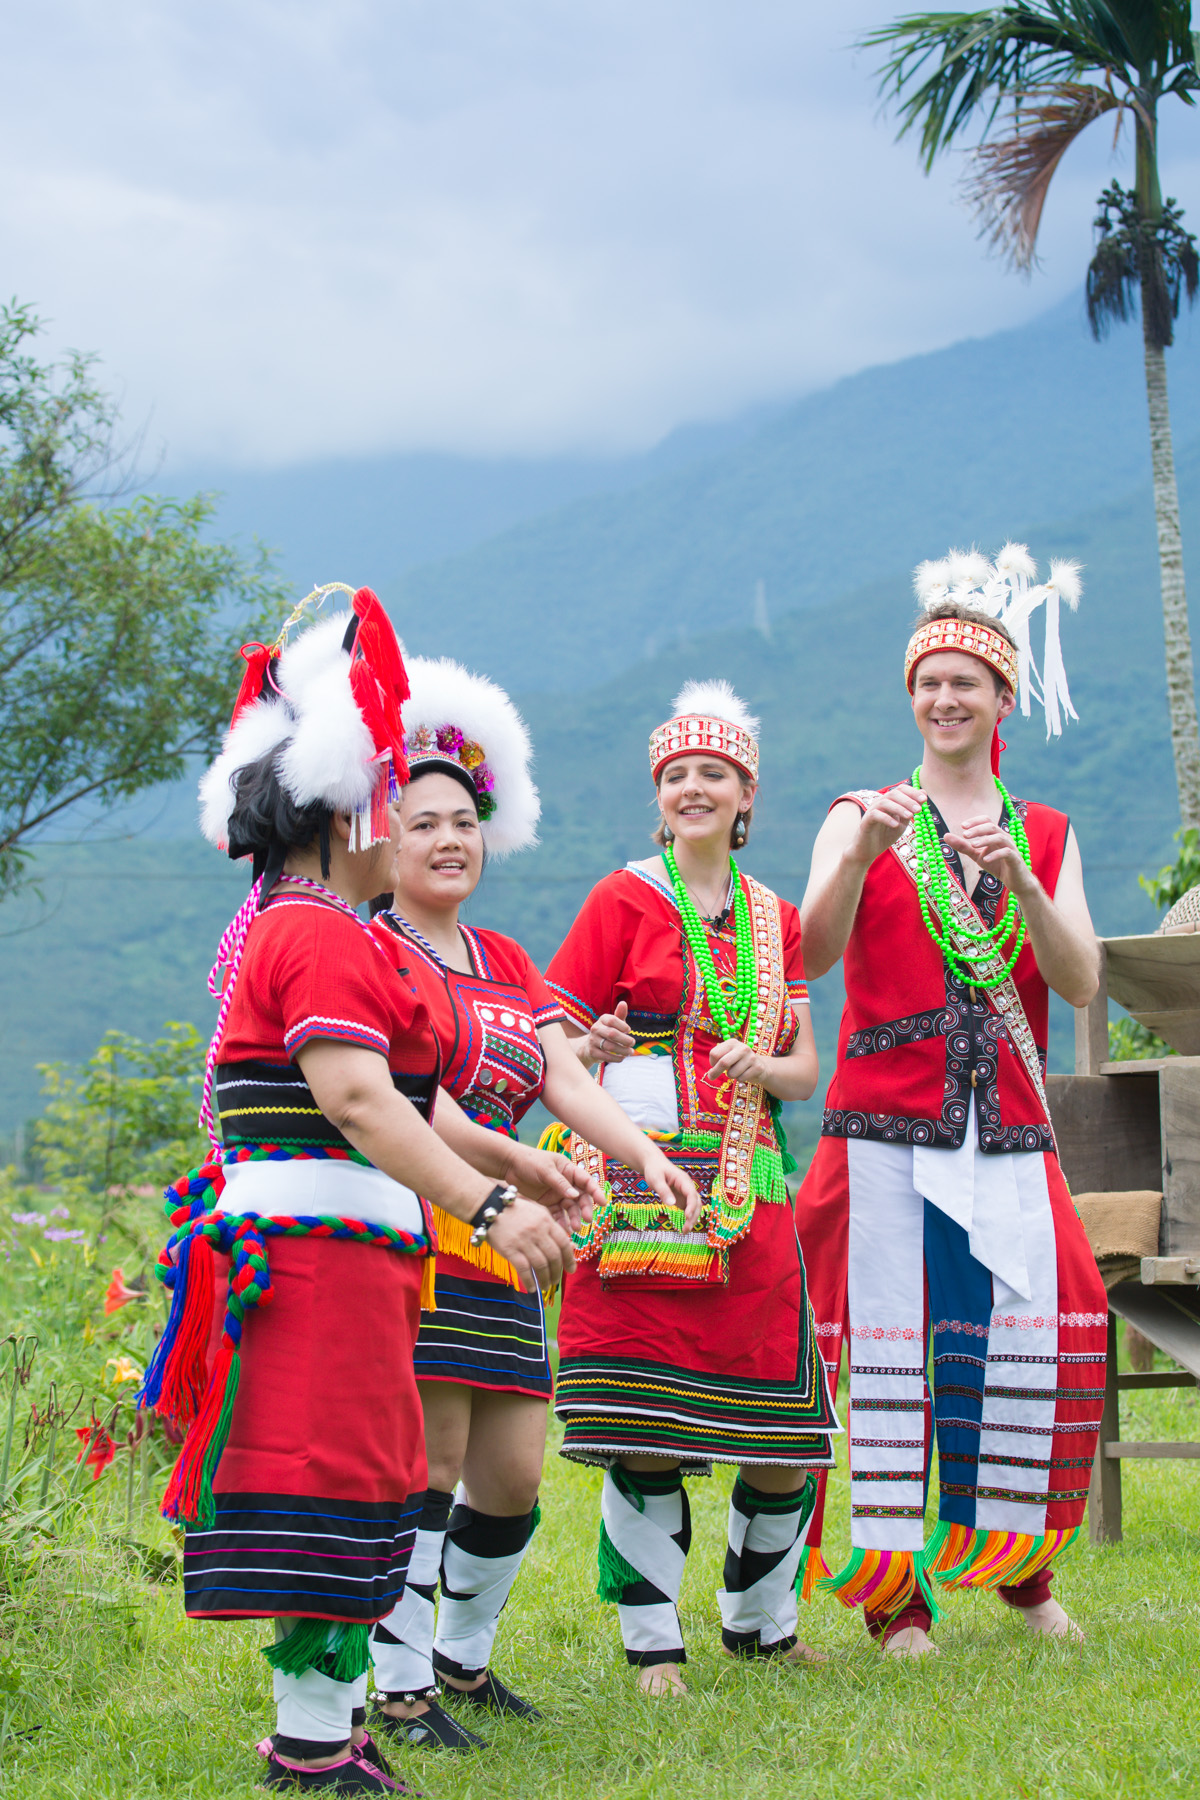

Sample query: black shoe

[370,1696,488,1753]
[258,1739,418,1793]
[446,1669,542,1720]
[354,1732,395,1776]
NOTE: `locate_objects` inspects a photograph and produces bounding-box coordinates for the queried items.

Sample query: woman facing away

[363,657,699,1750]
[543,681,841,1695]
[139,589,584,1797]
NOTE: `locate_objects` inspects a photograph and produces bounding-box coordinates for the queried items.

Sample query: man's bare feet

[638,1662,688,1696]
[1014,1596,1084,1642]
[882,1625,940,1658]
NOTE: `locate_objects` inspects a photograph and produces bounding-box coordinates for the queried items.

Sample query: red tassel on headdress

[990,727,1006,777]
[230,643,273,728]
[349,588,410,784]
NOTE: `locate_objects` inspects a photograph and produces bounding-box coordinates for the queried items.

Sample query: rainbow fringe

[818,1547,944,1624]
[814,1524,1080,1624]
[924,1521,1080,1592]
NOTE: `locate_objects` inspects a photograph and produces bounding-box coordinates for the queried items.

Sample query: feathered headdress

[649,679,760,782]
[401,656,540,857]
[907,543,1082,739]
[199,583,410,856]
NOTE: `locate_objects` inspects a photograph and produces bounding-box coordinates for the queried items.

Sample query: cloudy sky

[4,1,1198,467]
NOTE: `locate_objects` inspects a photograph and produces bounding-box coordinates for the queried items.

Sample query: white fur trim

[277,661,377,812]
[198,697,293,848]
[403,656,540,856]
[669,679,760,742]
[275,612,354,704]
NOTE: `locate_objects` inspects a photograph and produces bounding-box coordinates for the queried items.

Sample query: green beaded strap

[663,845,758,1039]
[909,766,1033,990]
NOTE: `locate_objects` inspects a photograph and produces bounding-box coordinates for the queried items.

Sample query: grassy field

[0,1352,1197,1800]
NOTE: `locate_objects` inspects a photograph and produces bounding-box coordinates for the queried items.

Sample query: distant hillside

[160,406,782,591]
[3,437,1189,1138]
[388,298,1200,693]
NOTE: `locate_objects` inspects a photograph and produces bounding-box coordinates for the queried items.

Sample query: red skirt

[183,1237,427,1623]
[554,1188,838,1469]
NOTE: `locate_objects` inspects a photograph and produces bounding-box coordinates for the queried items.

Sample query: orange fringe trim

[430,1205,523,1290]
[798,1546,832,1604]
[420,1254,437,1313]
[934,1525,1079,1593]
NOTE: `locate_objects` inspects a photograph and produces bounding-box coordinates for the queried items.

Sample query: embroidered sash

[566,873,793,1282]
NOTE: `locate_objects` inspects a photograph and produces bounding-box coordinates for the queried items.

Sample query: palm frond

[966,81,1119,268]
[863,5,1198,169]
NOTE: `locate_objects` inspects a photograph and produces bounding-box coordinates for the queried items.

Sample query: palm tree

[864,5,1200,823]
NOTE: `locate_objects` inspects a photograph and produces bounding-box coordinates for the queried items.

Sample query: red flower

[75,1417,116,1479]
[104,1267,140,1315]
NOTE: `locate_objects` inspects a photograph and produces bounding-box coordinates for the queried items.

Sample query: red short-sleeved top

[214,892,441,1153]
[370,917,563,1136]
[545,865,807,1139]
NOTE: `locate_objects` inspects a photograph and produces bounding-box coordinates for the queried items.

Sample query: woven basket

[1160,883,1200,932]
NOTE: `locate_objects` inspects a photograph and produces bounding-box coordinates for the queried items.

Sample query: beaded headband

[649,680,760,784]
[406,728,496,819]
[905,616,1018,695]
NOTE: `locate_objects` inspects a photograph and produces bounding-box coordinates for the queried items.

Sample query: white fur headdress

[198,583,409,854]
[649,679,760,781]
[910,543,1082,738]
[402,656,540,857]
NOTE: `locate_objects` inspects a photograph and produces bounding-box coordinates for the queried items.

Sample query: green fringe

[767,1094,797,1175]
[596,1520,644,1603]
[194,1351,241,1532]
[262,1619,372,1681]
[750,1141,789,1207]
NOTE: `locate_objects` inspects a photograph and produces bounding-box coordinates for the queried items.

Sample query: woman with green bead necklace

[543,680,839,1697]
[795,558,1107,1662]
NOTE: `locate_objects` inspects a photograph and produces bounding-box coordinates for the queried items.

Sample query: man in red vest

[794,579,1108,1657]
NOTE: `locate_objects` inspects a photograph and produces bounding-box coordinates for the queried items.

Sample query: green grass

[1,1372,1198,1800]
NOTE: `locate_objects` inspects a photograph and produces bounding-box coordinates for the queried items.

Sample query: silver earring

[733,813,747,847]
[660,815,674,844]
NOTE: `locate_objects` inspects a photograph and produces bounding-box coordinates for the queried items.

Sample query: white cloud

[1,0,1195,465]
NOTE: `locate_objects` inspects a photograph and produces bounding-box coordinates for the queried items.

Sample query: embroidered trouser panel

[370,1489,454,1698]
[599,1465,691,1667]
[432,1502,539,1682]
[718,1475,816,1656]
[273,1624,368,1755]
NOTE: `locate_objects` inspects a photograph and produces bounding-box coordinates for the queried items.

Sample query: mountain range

[4,292,1197,1142]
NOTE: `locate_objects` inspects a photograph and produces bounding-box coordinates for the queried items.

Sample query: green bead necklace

[909,765,1033,989]
[664,844,758,1039]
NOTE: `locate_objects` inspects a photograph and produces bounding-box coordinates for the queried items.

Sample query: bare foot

[882,1625,940,1658]
[1015,1597,1084,1642]
[638,1662,688,1696]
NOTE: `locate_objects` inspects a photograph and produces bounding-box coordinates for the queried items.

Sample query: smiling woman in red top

[362,656,695,1751]
[544,680,839,1696]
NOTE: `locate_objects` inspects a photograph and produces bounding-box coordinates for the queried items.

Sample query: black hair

[227,748,337,902]
[407,758,481,811]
